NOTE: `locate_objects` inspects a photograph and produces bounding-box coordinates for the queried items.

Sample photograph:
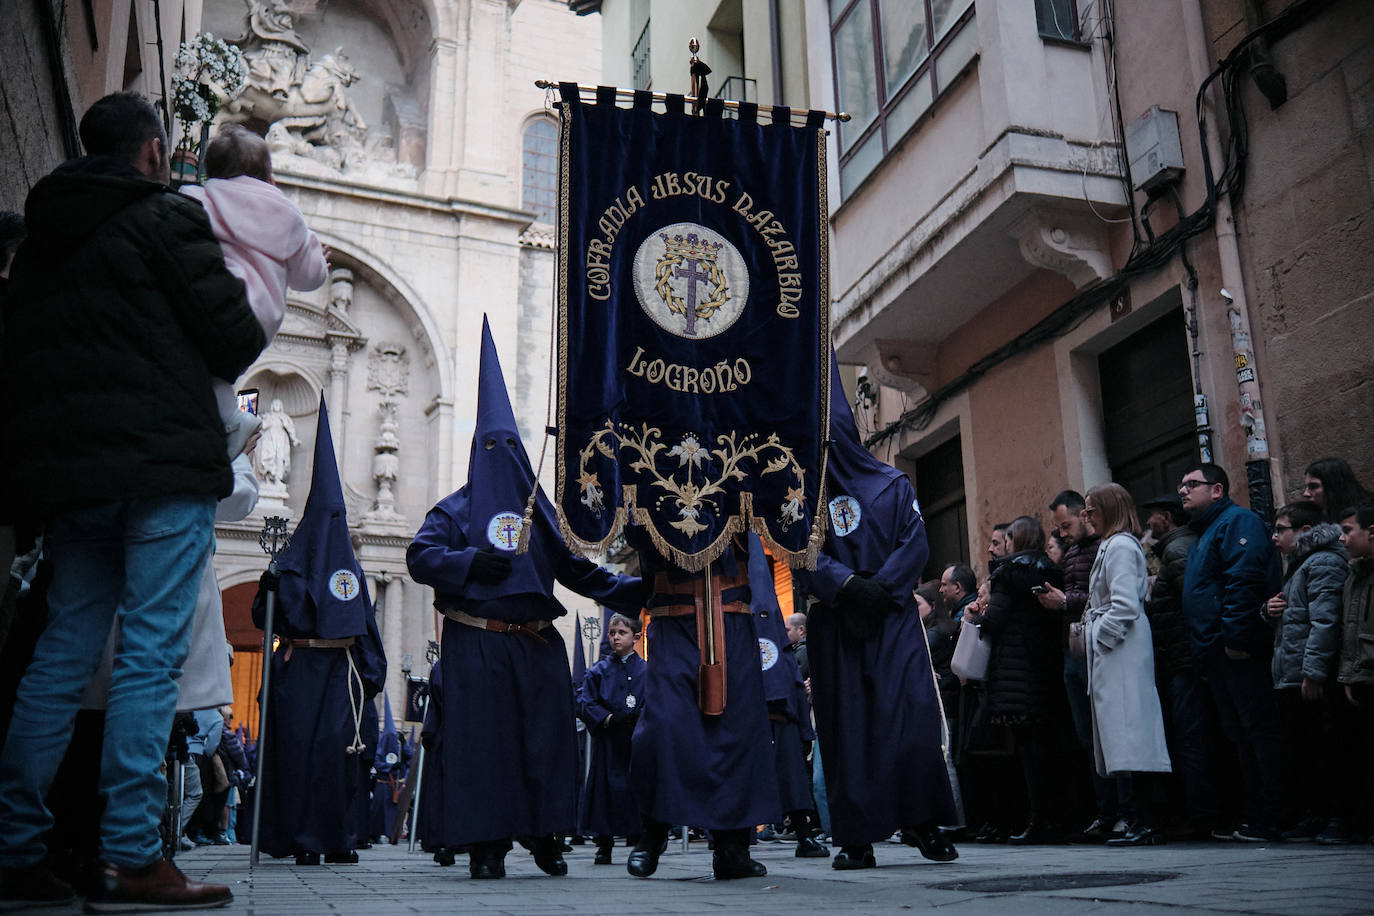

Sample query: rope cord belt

[277,637,366,754]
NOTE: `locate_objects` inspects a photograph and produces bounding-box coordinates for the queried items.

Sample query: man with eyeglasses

[1178,463,1285,842]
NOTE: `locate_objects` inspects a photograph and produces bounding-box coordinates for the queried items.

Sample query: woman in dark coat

[972,515,1065,844]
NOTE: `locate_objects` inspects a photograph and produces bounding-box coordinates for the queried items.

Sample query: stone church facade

[2,0,604,719]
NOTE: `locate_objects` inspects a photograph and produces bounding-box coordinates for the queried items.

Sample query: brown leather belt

[441,607,551,644]
[645,603,750,617]
[281,636,355,662]
[650,571,750,716]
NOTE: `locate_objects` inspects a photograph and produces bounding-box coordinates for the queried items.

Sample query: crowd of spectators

[924,457,1374,846]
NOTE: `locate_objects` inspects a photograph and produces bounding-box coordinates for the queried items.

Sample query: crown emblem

[659,232,724,263]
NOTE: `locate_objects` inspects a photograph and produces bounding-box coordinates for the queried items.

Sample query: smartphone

[236,388,260,416]
[1030,585,1048,594]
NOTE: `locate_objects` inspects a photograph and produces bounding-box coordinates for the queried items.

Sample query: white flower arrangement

[171,32,247,153]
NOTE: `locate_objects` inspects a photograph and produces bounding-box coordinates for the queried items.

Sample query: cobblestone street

[37,835,1374,915]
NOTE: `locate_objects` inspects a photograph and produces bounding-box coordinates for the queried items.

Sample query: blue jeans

[0,494,214,868]
[811,739,831,836]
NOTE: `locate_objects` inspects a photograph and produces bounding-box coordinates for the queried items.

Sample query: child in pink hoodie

[182,125,329,456]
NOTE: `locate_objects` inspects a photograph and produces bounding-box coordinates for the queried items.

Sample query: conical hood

[274,392,372,638]
[825,350,903,509]
[458,315,564,600]
[374,694,401,773]
[571,613,587,683]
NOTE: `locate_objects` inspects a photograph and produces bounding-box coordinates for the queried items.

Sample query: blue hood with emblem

[432,316,566,602]
[270,394,375,639]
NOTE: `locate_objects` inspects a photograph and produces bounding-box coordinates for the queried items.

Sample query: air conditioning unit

[1125,105,1185,193]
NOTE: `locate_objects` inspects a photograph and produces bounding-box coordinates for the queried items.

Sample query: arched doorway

[223,581,265,740]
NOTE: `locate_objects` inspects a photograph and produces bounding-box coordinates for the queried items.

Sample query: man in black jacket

[1037,489,1126,841]
[1142,495,1216,836]
[0,92,263,911]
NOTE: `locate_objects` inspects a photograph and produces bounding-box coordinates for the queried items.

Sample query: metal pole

[249,570,277,868]
[250,517,291,869]
[407,694,429,854]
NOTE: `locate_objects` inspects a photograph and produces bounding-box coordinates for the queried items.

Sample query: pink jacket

[182,176,328,340]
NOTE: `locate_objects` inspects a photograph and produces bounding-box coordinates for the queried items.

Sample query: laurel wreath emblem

[654,253,730,325]
[576,421,806,538]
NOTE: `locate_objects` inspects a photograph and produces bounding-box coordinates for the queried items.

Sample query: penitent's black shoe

[831,844,876,870]
[626,843,660,878]
[626,826,668,878]
[593,847,613,865]
[795,834,831,858]
[901,821,959,862]
[712,846,766,879]
[293,852,321,866]
[433,849,456,867]
[323,850,358,864]
[530,835,568,876]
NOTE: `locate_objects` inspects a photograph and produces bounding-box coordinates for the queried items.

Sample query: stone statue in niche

[221,0,368,170]
[255,397,302,502]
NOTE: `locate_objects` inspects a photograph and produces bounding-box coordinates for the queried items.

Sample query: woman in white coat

[1082,483,1171,846]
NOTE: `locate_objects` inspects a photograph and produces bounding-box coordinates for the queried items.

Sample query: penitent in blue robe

[795,357,955,847]
[252,396,387,859]
[576,650,647,838]
[627,533,781,831]
[747,533,815,815]
[405,316,645,848]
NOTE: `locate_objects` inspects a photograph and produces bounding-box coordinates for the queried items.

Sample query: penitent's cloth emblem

[632,222,749,339]
[829,495,862,537]
[625,694,637,709]
[486,512,524,552]
[329,569,361,601]
[759,637,779,670]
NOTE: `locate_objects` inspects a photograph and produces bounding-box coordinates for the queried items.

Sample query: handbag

[950,617,991,680]
[1068,616,1087,660]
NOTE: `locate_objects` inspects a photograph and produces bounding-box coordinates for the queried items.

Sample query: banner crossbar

[534,80,851,124]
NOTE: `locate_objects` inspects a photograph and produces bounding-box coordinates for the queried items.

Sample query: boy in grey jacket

[1266,501,1348,840]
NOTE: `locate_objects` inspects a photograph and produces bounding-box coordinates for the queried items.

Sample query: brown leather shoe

[85,858,231,912]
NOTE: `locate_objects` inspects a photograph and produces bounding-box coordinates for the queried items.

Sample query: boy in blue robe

[797,357,958,870]
[406,317,646,879]
[746,533,829,858]
[575,613,646,864]
[253,395,387,866]
[624,531,779,880]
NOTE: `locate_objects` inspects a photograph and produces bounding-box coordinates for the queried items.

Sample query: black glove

[259,568,280,593]
[608,711,638,731]
[834,574,898,646]
[468,549,513,585]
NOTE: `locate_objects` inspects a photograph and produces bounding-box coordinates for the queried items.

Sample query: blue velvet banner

[554,85,830,571]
